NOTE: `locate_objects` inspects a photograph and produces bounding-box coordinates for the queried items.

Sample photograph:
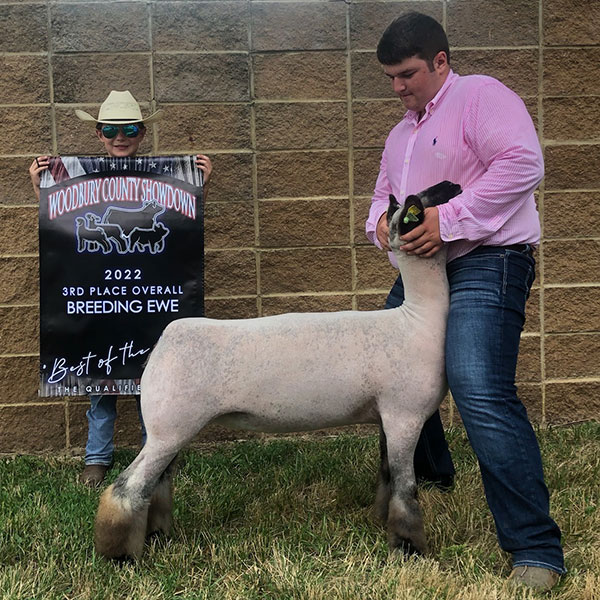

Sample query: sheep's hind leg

[381,417,427,555]
[94,447,178,560]
[146,455,178,538]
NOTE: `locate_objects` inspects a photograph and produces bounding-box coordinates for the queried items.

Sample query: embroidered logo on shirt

[432,137,437,146]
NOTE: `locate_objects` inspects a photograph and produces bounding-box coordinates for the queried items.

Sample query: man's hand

[376,212,391,251]
[400,206,443,257]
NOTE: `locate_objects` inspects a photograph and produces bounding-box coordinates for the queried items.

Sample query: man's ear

[386,194,401,225]
[398,195,425,235]
[433,50,449,72]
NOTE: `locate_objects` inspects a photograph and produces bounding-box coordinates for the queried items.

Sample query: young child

[29,90,212,486]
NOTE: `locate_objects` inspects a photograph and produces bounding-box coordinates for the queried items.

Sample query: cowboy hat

[74,90,162,125]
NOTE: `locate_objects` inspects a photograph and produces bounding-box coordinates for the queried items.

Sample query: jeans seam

[512,560,567,575]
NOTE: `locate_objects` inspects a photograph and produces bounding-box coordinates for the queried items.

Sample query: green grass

[0,423,599,599]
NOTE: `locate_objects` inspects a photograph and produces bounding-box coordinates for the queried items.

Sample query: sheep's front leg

[380,416,427,555]
[374,423,391,523]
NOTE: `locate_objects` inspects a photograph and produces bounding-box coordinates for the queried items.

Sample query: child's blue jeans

[85,394,146,466]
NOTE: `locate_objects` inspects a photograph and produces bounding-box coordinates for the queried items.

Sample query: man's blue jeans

[85,395,146,466]
[386,245,565,573]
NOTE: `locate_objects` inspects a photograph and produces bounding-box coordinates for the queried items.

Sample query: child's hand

[195,154,212,185]
[29,156,50,200]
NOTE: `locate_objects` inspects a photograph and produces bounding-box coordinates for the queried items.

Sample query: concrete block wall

[0,0,598,452]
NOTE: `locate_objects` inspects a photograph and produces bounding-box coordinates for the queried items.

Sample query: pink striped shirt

[366,70,542,265]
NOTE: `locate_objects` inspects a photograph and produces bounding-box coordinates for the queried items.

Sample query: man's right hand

[376,212,391,251]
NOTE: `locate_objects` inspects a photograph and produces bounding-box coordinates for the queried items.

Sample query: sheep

[94,180,462,561]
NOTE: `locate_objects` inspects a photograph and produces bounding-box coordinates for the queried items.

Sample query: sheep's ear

[386,194,401,225]
[398,195,425,235]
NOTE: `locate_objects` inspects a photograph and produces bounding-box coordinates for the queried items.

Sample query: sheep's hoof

[388,534,427,556]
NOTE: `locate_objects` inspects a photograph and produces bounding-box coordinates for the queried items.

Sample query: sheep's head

[386,181,462,250]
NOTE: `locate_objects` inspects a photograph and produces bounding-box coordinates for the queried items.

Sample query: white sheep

[94,180,462,560]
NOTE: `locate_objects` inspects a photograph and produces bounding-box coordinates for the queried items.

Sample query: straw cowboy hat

[74,90,162,125]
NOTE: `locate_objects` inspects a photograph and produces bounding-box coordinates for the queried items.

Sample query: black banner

[39,155,204,396]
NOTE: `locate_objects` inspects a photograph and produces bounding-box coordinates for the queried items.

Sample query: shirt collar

[403,69,459,124]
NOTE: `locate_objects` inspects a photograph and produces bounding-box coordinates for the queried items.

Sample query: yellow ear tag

[403,205,422,224]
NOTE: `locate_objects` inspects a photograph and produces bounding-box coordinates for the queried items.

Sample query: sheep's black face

[386,181,462,250]
[417,181,462,208]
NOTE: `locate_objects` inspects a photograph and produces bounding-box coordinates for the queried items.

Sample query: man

[366,13,565,591]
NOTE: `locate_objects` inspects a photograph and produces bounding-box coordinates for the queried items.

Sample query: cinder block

[544,144,600,190]
[356,292,388,311]
[0,3,48,52]
[545,333,600,379]
[354,245,398,291]
[523,97,539,131]
[114,398,146,449]
[524,287,540,334]
[353,196,373,246]
[545,382,600,424]
[544,287,600,333]
[258,198,350,248]
[0,306,39,355]
[0,158,37,206]
[256,151,348,199]
[52,54,151,104]
[152,1,249,51]
[261,294,352,316]
[0,356,40,404]
[206,153,253,204]
[0,107,52,155]
[154,54,250,102]
[204,249,256,296]
[543,49,600,97]
[516,335,541,383]
[544,240,600,285]
[0,55,49,104]
[157,104,251,151]
[451,49,539,98]
[255,102,348,151]
[350,1,442,49]
[51,2,150,52]
[353,100,404,148]
[0,207,38,254]
[204,297,258,319]
[447,0,538,46]
[0,257,39,304]
[259,248,352,294]
[543,0,600,46]
[543,192,600,239]
[543,98,600,142]
[253,52,346,100]
[66,400,88,449]
[353,149,383,196]
[351,51,395,99]
[205,202,255,250]
[0,404,66,452]
[251,2,346,51]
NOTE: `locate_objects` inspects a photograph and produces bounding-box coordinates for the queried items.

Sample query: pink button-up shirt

[366,70,542,265]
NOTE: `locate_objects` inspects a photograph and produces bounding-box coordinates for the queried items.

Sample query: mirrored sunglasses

[100,124,142,139]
